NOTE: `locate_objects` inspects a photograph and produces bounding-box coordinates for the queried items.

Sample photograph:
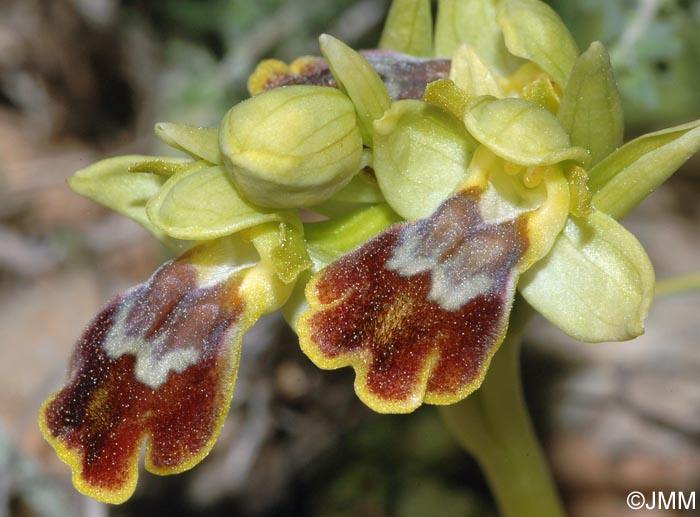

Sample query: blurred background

[0,1,698,516]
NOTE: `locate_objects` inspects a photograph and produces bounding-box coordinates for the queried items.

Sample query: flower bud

[219,85,363,208]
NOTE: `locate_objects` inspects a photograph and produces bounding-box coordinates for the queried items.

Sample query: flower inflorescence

[40,0,700,504]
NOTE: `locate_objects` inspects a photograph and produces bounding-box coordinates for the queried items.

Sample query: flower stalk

[439,299,565,517]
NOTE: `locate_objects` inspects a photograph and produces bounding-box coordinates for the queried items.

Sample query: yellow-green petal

[128,158,192,177]
[146,164,283,240]
[244,221,312,284]
[464,96,590,167]
[590,119,700,219]
[519,211,655,342]
[521,76,560,115]
[155,123,222,164]
[67,155,183,240]
[378,0,433,57]
[373,99,476,220]
[496,0,578,88]
[558,42,624,167]
[423,79,470,120]
[319,34,392,146]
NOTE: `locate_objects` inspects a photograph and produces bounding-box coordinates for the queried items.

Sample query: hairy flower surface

[40,0,700,503]
[298,147,571,412]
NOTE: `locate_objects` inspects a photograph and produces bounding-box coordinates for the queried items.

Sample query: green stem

[655,273,700,297]
[439,300,565,517]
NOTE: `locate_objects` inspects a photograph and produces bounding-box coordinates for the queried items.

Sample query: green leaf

[67,155,176,240]
[146,164,283,240]
[558,42,623,167]
[155,123,222,164]
[378,0,433,57]
[464,96,590,167]
[590,119,700,219]
[496,0,579,87]
[520,211,655,342]
[319,34,392,146]
[434,0,520,73]
[374,99,476,220]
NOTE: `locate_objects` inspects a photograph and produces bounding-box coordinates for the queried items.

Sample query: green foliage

[547,0,700,128]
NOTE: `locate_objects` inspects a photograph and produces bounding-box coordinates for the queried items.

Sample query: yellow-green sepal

[464,96,591,167]
[378,0,433,57]
[146,163,284,240]
[590,118,700,219]
[496,0,578,88]
[155,123,222,164]
[435,0,520,74]
[558,42,624,167]
[319,34,392,146]
[450,45,505,98]
[519,211,655,342]
[373,99,476,220]
[67,155,186,240]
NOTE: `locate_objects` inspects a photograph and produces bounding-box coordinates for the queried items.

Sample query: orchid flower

[40,0,700,507]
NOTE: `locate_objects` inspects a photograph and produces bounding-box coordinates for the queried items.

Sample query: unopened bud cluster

[219,85,363,208]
